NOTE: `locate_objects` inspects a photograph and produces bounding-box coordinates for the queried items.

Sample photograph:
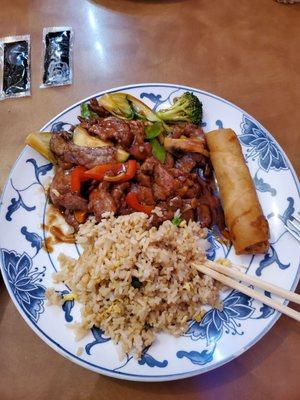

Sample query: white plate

[0,83,299,381]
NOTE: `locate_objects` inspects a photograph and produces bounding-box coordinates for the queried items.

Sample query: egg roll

[206,128,269,255]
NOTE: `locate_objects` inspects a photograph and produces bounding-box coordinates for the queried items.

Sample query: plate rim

[1,82,299,382]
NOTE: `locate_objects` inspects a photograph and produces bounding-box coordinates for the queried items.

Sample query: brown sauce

[43,236,54,253]
[50,226,75,244]
[42,204,75,252]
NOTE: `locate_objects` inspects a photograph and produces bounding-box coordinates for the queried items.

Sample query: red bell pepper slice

[72,160,137,194]
[104,160,137,183]
[83,163,122,180]
[84,160,137,183]
[70,166,87,192]
[125,192,153,215]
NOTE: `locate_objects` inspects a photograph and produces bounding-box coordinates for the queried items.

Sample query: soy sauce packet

[0,35,31,100]
[41,27,74,88]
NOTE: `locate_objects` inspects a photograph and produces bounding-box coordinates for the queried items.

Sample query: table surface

[0,0,300,399]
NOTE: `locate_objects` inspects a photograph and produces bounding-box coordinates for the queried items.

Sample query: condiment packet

[0,35,31,100]
[40,27,74,88]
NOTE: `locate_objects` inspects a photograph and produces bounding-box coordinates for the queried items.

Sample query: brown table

[0,1,300,399]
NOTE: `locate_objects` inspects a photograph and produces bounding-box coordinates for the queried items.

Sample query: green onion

[150,138,166,163]
[80,102,98,119]
[145,122,162,139]
[131,277,142,289]
[171,216,182,226]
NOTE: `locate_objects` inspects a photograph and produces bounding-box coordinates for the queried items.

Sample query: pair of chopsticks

[193,260,300,322]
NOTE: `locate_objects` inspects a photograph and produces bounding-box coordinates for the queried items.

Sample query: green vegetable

[150,138,166,163]
[97,92,161,123]
[25,131,56,164]
[171,216,182,226]
[80,102,98,120]
[131,277,142,289]
[145,122,163,139]
[73,126,111,148]
[126,94,160,122]
[156,92,203,125]
[97,93,134,120]
[144,323,152,331]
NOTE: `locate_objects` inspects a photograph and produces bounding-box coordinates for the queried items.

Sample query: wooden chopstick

[205,260,300,305]
[193,263,300,323]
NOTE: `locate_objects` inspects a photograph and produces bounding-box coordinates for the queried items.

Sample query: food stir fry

[26,92,225,232]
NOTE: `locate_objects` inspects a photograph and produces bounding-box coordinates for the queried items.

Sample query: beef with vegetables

[26,91,225,233]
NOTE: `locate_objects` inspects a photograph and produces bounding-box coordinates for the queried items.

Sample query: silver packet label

[41,27,74,88]
[0,35,31,100]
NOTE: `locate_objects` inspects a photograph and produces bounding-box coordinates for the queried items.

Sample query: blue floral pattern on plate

[113,347,168,371]
[21,227,43,256]
[1,249,45,323]
[177,346,215,366]
[185,290,254,343]
[5,179,36,221]
[0,84,299,381]
[85,327,111,355]
[138,347,168,368]
[253,170,277,196]
[240,116,288,172]
[59,290,75,323]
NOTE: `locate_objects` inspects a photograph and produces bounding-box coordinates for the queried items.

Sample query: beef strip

[150,196,197,227]
[139,157,167,199]
[49,132,73,169]
[196,203,212,228]
[212,202,226,231]
[89,98,111,117]
[140,156,158,174]
[88,182,117,220]
[175,154,205,174]
[49,168,88,211]
[129,141,152,161]
[150,202,174,227]
[168,197,193,222]
[160,197,196,225]
[183,175,202,198]
[111,182,130,204]
[185,185,202,198]
[181,198,197,222]
[78,117,97,130]
[64,209,80,231]
[128,120,152,161]
[118,202,133,216]
[89,117,133,148]
[165,153,174,168]
[150,197,192,225]
[153,163,179,200]
[171,123,205,140]
[136,168,151,187]
[50,131,117,169]
[130,184,155,205]
[197,191,225,229]
[168,196,183,211]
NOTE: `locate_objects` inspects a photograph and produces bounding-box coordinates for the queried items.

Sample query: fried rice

[46,212,221,358]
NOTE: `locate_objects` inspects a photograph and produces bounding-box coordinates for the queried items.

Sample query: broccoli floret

[156,92,203,125]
